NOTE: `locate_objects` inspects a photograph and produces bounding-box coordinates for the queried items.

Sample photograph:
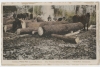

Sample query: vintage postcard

[1,2,100,65]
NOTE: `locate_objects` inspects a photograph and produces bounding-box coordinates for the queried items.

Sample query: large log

[38,22,83,36]
[18,21,69,34]
[16,28,37,34]
[26,22,41,28]
[23,20,68,29]
[40,21,68,26]
[6,19,15,24]
[24,20,33,23]
[26,21,68,27]
[51,34,80,44]
[17,21,68,34]
[88,25,96,30]
[4,24,13,32]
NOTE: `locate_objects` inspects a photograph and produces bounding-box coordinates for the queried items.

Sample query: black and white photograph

[1,2,99,65]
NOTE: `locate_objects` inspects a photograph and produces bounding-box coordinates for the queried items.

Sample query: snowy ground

[3,29,96,60]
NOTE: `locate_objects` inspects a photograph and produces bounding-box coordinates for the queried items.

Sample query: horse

[72,13,90,31]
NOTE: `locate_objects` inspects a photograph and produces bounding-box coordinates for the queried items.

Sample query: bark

[38,22,83,36]
[3,17,15,25]
[40,21,68,26]
[65,30,80,36]
[23,20,34,23]
[26,22,41,28]
[25,21,68,28]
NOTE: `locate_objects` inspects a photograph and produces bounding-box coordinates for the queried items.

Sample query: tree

[75,5,80,15]
[81,5,86,15]
[28,7,33,13]
[3,6,17,13]
[34,6,42,16]
[52,5,63,17]
[57,7,63,16]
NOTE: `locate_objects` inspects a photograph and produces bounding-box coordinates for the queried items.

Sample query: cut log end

[38,27,43,36]
[32,31,35,34]
[4,25,7,32]
[75,37,80,44]
[20,19,26,29]
[17,29,21,34]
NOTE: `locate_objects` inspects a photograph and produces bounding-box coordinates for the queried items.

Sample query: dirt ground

[3,29,96,60]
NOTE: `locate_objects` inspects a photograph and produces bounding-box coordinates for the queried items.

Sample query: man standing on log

[48,15,51,21]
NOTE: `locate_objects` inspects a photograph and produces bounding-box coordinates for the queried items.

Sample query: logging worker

[48,15,51,21]
[30,13,33,19]
[26,13,29,20]
[37,14,43,22]
[12,18,22,32]
[53,17,57,21]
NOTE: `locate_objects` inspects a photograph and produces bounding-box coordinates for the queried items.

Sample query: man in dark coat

[12,18,22,32]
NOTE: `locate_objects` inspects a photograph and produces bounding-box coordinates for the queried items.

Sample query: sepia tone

[1,2,100,65]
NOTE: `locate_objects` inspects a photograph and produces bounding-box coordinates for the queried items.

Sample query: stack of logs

[3,18,84,44]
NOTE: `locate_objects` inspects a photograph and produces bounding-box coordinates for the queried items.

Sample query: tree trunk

[16,28,37,34]
[38,22,83,36]
[51,34,80,44]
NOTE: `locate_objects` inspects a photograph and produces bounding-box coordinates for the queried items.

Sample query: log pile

[4,19,84,44]
[19,21,68,34]
[4,20,69,33]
